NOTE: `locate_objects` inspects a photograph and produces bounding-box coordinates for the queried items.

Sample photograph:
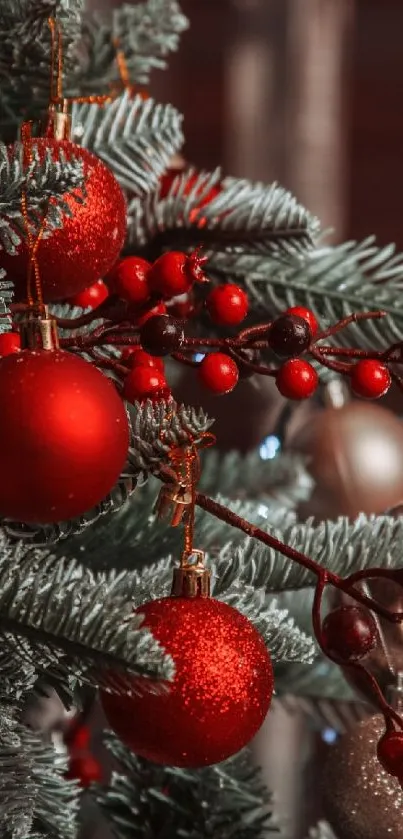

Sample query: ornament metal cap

[171,550,211,598]
[19,306,60,351]
[47,99,71,141]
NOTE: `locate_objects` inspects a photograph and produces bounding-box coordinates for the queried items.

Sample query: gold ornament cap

[171,550,211,598]
[19,306,59,351]
[47,99,71,141]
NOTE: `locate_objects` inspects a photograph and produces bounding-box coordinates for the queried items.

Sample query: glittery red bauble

[1,139,127,303]
[0,349,129,523]
[101,596,273,767]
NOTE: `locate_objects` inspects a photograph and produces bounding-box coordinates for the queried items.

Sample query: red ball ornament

[206,284,249,326]
[350,359,391,399]
[148,251,207,298]
[198,352,239,395]
[123,365,168,402]
[110,256,151,304]
[0,332,21,356]
[66,755,102,787]
[101,596,273,767]
[0,350,129,523]
[276,358,318,400]
[322,606,378,661]
[1,139,127,302]
[285,306,318,336]
[68,280,109,309]
[377,730,403,778]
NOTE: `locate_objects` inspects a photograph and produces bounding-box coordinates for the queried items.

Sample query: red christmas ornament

[64,723,91,751]
[0,332,21,356]
[206,284,249,326]
[285,306,318,336]
[377,730,403,778]
[198,352,239,395]
[101,596,273,767]
[123,365,168,402]
[350,359,391,399]
[1,139,127,302]
[66,755,102,788]
[148,251,207,299]
[322,606,378,661]
[110,256,151,304]
[68,280,109,309]
[122,346,165,372]
[0,350,129,523]
[276,358,318,400]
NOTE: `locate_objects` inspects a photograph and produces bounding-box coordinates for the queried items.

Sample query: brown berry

[139,315,185,357]
[268,314,312,358]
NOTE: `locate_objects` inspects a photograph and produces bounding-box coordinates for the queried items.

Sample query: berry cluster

[64,719,102,788]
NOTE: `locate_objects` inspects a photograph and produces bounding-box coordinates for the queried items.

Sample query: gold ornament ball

[289,402,403,520]
[322,715,403,839]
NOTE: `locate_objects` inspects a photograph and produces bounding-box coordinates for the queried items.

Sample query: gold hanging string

[20,122,47,308]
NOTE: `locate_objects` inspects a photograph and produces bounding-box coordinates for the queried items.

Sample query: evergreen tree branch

[0,533,174,692]
[72,93,183,197]
[95,736,281,838]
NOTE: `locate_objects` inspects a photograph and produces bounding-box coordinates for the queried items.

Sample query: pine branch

[0,707,78,839]
[71,93,183,197]
[127,169,320,259]
[199,448,312,504]
[0,143,86,255]
[80,0,188,92]
[245,238,403,350]
[0,532,174,692]
[95,736,281,838]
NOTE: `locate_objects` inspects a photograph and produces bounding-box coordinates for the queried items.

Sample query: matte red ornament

[285,306,318,336]
[123,365,168,402]
[276,358,318,400]
[198,352,239,395]
[206,284,249,326]
[101,596,273,767]
[1,139,127,302]
[377,730,403,777]
[0,350,129,523]
[66,755,102,787]
[0,332,21,356]
[322,606,377,661]
[350,359,391,399]
[68,280,109,309]
[110,256,151,304]
[148,251,207,298]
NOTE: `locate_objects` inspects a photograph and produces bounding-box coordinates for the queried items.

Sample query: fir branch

[80,0,188,92]
[127,169,320,259]
[0,143,86,256]
[0,708,78,839]
[276,693,367,731]
[95,736,281,839]
[245,238,403,350]
[71,93,184,197]
[199,448,312,504]
[0,532,174,692]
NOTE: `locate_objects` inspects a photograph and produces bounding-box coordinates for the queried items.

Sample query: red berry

[68,280,109,309]
[276,359,318,400]
[198,353,239,395]
[110,257,151,304]
[123,365,168,402]
[322,606,377,661]
[66,755,102,788]
[64,723,91,751]
[377,730,403,777]
[0,332,21,357]
[350,359,391,399]
[285,306,318,336]
[148,251,207,298]
[206,284,249,326]
[121,346,165,372]
[136,302,167,326]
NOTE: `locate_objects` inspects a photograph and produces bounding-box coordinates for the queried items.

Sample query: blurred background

[81,2,403,837]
